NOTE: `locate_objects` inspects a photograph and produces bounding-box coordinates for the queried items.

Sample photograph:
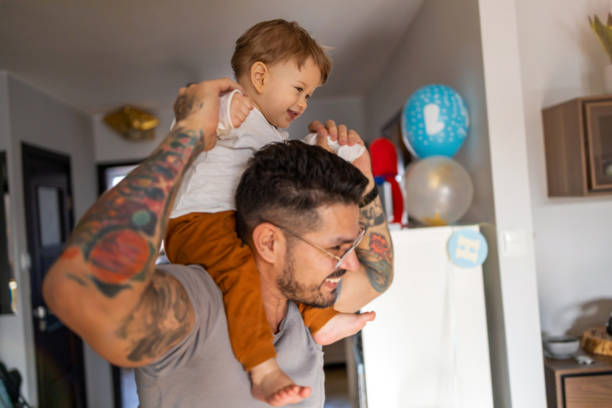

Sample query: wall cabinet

[542,96,612,196]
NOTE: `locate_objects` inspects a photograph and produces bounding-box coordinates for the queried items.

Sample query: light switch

[502,229,528,257]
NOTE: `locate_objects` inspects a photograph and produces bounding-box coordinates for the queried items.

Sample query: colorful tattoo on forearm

[66,127,204,297]
[357,198,393,292]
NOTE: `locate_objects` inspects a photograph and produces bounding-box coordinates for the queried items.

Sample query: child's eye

[305,94,311,100]
[295,87,304,93]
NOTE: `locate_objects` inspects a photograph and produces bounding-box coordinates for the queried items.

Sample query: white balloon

[404,157,473,226]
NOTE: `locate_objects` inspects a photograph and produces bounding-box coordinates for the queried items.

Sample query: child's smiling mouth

[287,109,300,121]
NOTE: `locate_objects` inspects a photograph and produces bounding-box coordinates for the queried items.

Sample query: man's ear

[252,222,283,263]
[250,61,268,94]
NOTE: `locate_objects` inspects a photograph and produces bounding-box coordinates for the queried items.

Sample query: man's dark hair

[235,140,368,243]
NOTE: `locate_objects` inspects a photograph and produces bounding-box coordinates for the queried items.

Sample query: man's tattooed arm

[65,126,203,297]
[43,124,203,366]
[356,195,394,292]
[42,79,240,366]
[334,192,394,313]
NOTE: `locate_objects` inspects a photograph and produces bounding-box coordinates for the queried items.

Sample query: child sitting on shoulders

[165,19,371,407]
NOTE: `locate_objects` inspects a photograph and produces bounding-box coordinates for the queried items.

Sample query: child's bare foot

[249,358,312,406]
[312,311,376,346]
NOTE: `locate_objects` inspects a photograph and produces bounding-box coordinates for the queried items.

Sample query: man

[43,78,393,407]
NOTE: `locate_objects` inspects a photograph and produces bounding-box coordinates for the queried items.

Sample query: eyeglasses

[268,221,366,271]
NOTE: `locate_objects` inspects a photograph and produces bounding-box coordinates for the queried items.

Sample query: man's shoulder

[156,263,222,316]
[142,263,224,367]
[144,264,325,407]
[157,263,218,291]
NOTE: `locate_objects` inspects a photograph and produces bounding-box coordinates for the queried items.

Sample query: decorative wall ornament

[589,13,612,61]
[103,106,159,141]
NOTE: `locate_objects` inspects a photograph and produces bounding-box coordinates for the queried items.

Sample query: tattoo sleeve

[65,125,204,297]
[356,196,394,293]
[117,270,194,362]
[49,123,207,363]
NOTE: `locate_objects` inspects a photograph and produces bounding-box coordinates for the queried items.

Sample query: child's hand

[308,120,374,188]
[229,93,254,128]
[308,120,360,146]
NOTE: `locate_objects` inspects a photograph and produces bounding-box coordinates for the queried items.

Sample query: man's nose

[338,249,359,271]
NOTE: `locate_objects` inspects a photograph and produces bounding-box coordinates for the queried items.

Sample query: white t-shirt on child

[170,90,366,218]
[170,90,288,217]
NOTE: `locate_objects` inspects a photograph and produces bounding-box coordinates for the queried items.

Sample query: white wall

[0,72,113,408]
[291,96,365,139]
[515,0,612,336]
[364,0,546,406]
[477,1,546,406]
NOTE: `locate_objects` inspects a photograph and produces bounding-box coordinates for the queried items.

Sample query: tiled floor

[324,365,352,408]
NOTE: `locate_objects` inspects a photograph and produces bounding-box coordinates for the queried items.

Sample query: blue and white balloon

[401,84,469,158]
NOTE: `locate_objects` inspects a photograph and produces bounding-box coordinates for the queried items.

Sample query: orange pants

[164,211,338,371]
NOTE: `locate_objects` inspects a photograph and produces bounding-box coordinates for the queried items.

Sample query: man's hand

[229,92,254,128]
[174,78,243,151]
[308,120,375,190]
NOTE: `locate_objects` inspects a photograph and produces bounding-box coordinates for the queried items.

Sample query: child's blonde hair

[231,19,332,84]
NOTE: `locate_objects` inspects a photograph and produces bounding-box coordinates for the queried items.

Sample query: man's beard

[276,246,340,308]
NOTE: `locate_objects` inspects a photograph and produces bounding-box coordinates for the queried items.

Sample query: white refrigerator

[360,225,494,408]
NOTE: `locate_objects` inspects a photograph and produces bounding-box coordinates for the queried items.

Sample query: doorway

[22,143,87,407]
[97,161,140,408]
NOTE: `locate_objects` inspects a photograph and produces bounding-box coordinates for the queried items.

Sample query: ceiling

[0,0,423,114]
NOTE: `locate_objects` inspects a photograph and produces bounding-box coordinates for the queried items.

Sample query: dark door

[22,143,87,408]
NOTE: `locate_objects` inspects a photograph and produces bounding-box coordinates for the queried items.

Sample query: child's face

[258,57,322,129]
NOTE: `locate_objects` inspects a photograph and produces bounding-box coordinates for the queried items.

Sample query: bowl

[544,335,580,357]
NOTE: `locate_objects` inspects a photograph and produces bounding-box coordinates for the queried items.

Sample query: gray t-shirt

[135,264,325,407]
